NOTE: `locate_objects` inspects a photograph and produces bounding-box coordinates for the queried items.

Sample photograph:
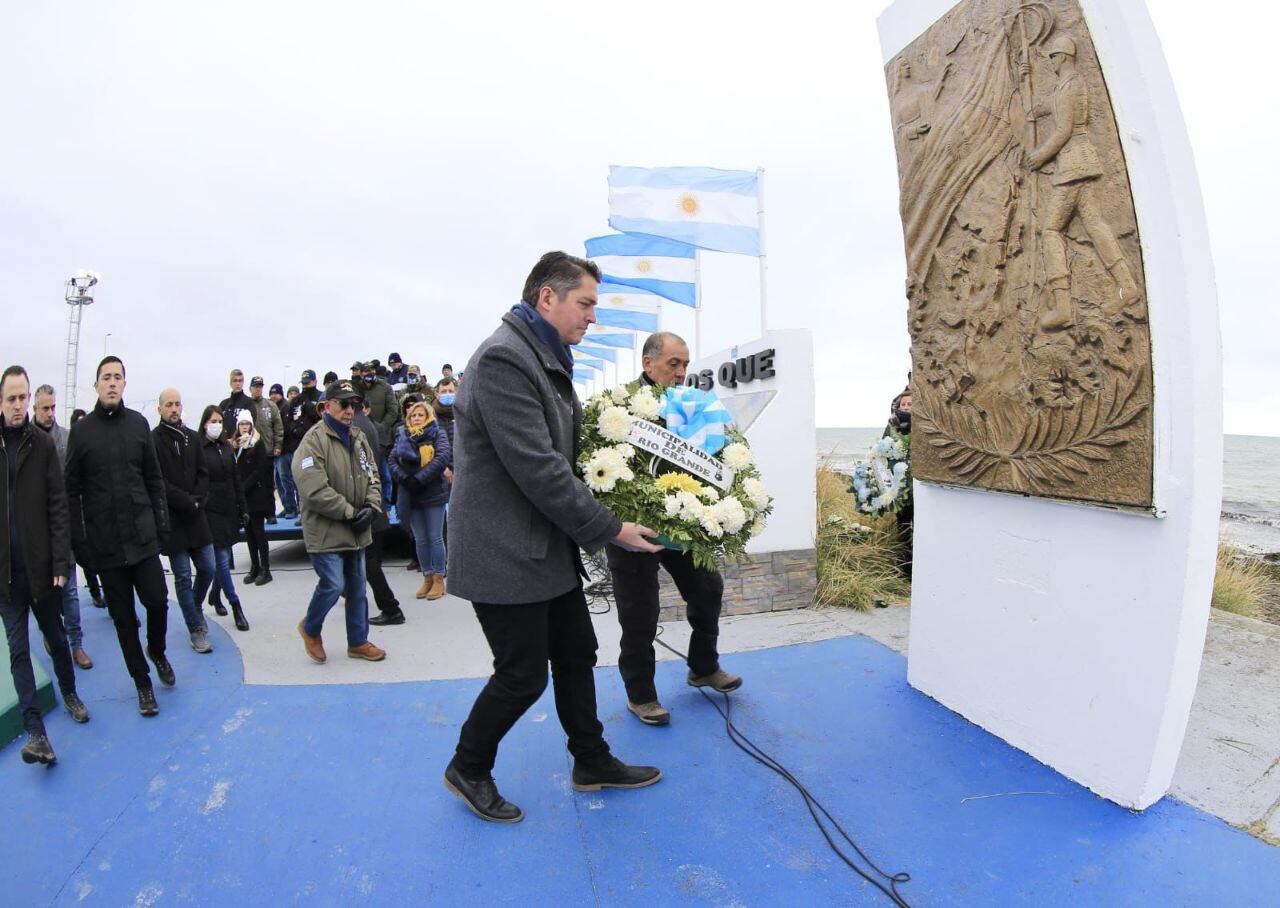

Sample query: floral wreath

[579,382,773,571]
[849,431,911,517]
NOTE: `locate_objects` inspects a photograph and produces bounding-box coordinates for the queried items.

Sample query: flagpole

[694,250,703,360]
[757,166,769,336]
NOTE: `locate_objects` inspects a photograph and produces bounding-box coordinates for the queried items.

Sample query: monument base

[0,630,55,746]
[658,548,816,622]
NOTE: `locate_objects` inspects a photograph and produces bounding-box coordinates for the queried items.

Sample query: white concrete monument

[877,0,1222,807]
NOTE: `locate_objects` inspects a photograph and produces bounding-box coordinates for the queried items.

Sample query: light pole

[103,332,113,356]
[64,269,100,411]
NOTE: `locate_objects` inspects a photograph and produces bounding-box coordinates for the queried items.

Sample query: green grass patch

[815,466,911,611]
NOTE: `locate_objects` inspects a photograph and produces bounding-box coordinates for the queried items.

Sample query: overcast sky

[2,1,1275,434]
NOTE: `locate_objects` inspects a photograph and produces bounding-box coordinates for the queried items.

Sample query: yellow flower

[656,472,703,495]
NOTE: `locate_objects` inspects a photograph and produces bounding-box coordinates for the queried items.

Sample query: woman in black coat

[198,406,249,631]
[231,409,274,587]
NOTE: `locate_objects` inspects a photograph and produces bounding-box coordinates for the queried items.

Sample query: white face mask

[206,422,223,440]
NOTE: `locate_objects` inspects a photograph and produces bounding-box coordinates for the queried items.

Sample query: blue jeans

[276,454,298,515]
[169,545,215,633]
[60,568,84,649]
[407,502,447,575]
[210,546,239,604]
[303,551,368,646]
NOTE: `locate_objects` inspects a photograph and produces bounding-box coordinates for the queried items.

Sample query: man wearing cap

[248,376,284,524]
[386,354,408,388]
[282,370,322,520]
[360,362,398,449]
[293,380,386,665]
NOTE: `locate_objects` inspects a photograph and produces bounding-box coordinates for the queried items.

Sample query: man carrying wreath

[443,251,665,824]
[607,332,743,727]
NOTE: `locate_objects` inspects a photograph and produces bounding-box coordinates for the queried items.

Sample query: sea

[817,429,1280,556]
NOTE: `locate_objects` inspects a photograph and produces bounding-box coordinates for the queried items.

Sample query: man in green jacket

[293,380,386,665]
[359,363,398,448]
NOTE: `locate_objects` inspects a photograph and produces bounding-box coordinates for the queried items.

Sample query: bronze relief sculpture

[885,0,1153,509]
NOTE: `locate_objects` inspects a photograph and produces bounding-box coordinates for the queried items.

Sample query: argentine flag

[573,344,618,363]
[608,165,760,257]
[584,327,640,348]
[594,282,661,333]
[585,233,697,308]
[574,357,604,373]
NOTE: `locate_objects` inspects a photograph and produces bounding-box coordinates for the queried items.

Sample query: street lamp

[64,269,101,411]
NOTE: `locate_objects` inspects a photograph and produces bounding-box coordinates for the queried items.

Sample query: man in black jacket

[606,332,742,729]
[218,369,260,431]
[281,370,322,518]
[1,366,89,766]
[65,356,174,717]
[154,389,217,654]
[443,252,663,824]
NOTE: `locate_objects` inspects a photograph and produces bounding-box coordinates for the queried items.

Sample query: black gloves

[348,507,375,533]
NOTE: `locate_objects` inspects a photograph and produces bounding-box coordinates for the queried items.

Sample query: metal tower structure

[63,270,100,411]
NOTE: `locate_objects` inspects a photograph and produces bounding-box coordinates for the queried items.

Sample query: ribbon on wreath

[660,386,732,456]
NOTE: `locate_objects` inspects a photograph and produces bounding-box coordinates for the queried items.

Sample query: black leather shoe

[148,649,176,687]
[91,596,106,609]
[244,566,260,585]
[63,691,90,724]
[254,570,273,586]
[369,609,406,626]
[137,685,159,717]
[572,755,662,792]
[266,516,277,525]
[21,733,56,765]
[231,602,250,632]
[209,588,228,616]
[443,762,523,823]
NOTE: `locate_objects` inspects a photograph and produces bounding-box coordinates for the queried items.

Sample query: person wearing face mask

[390,400,451,601]
[433,379,458,537]
[198,406,249,631]
[386,353,408,389]
[360,362,398,450]
[233,411,274,587]
[884,384,914,578]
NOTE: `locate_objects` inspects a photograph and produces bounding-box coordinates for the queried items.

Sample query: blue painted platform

[4,611,1278,905]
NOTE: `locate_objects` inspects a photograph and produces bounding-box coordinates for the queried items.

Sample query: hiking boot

[572,755,662,792]
[21,733,56,765]
[687,668,742,693]
[414,577,433,599]
[63,691,90,724]
[73,648,93,669]
[137,684,159,717]
[443,761,523,823]
[148,648,176,687]
[298,621,325,664]
[426,575,446,601]
[190,629,213,653]
[347,642,386,662]
[254,570,273,586]
[369,609,406,626]
[627,700,671,726]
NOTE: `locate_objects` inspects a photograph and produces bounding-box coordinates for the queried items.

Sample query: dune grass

[1212,540,1273,619]
[815,466,911,610]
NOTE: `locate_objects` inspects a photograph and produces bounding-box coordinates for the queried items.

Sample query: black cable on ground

[654,629,913,907]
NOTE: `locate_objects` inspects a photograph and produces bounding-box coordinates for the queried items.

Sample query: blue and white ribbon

[660,386,731,456]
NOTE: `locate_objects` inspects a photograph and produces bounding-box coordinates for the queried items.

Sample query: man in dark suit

[443,251,665,823]
[153,388,217,654]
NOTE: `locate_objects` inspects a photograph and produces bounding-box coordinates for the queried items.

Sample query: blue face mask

[438,393,456,406]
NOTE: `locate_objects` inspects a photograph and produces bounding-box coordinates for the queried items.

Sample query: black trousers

[607,546,724,705]
[364,529,399,614]
[453,585,610,776]
[83,568,102,601]
[99,555,169,684]
[1,573,76,735]
[245,515,270,571]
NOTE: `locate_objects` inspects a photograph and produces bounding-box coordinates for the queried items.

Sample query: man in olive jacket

[1,366,89,766]
[443,251,664,825]
[293,380,386,665]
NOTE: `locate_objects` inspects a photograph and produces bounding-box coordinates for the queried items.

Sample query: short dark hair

[1,365,30,393]
[435,378,456,392]
[441,363,452,371]
[96,356,125,380]
[71,408,87,422]
[521,251,601,306]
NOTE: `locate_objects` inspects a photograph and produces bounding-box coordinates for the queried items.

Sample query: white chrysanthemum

[588,393,610,411]
[614,443,636,461]
[610,386,630,405]
[700,485,719,501]
[663,495,682,518]
[597,406,633,443]
[628,389,662,420]
[749,517,766,538]
[722,442,753,470]
[742,477,770,509]
[582,448,633,493]
[710,496,748,535]
[674,491,704,521]
[699,510,724,538]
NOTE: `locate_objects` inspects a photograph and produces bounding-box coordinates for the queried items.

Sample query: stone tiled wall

[657,548,816,623]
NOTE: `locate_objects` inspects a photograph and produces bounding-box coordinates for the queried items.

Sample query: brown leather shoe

[73,648,93,670]
[426,574,446,601]
[627,700,671,726]
[298,620,326,664]
[687,668,743,693]
[415,577,433,599]
[347,642,386,662]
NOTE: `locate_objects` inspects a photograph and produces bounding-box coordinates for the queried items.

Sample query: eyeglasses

[333,398,363,409]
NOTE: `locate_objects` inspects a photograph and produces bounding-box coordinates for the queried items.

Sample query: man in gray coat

[443,251,664,824]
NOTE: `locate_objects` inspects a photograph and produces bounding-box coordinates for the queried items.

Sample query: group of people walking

[6,250,746,833]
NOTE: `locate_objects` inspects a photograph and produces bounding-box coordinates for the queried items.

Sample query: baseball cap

[300,369,317,383]
[351,361,364,371]
[269,383,284,395]
[250,375,265,387]
[325,380,362,400]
